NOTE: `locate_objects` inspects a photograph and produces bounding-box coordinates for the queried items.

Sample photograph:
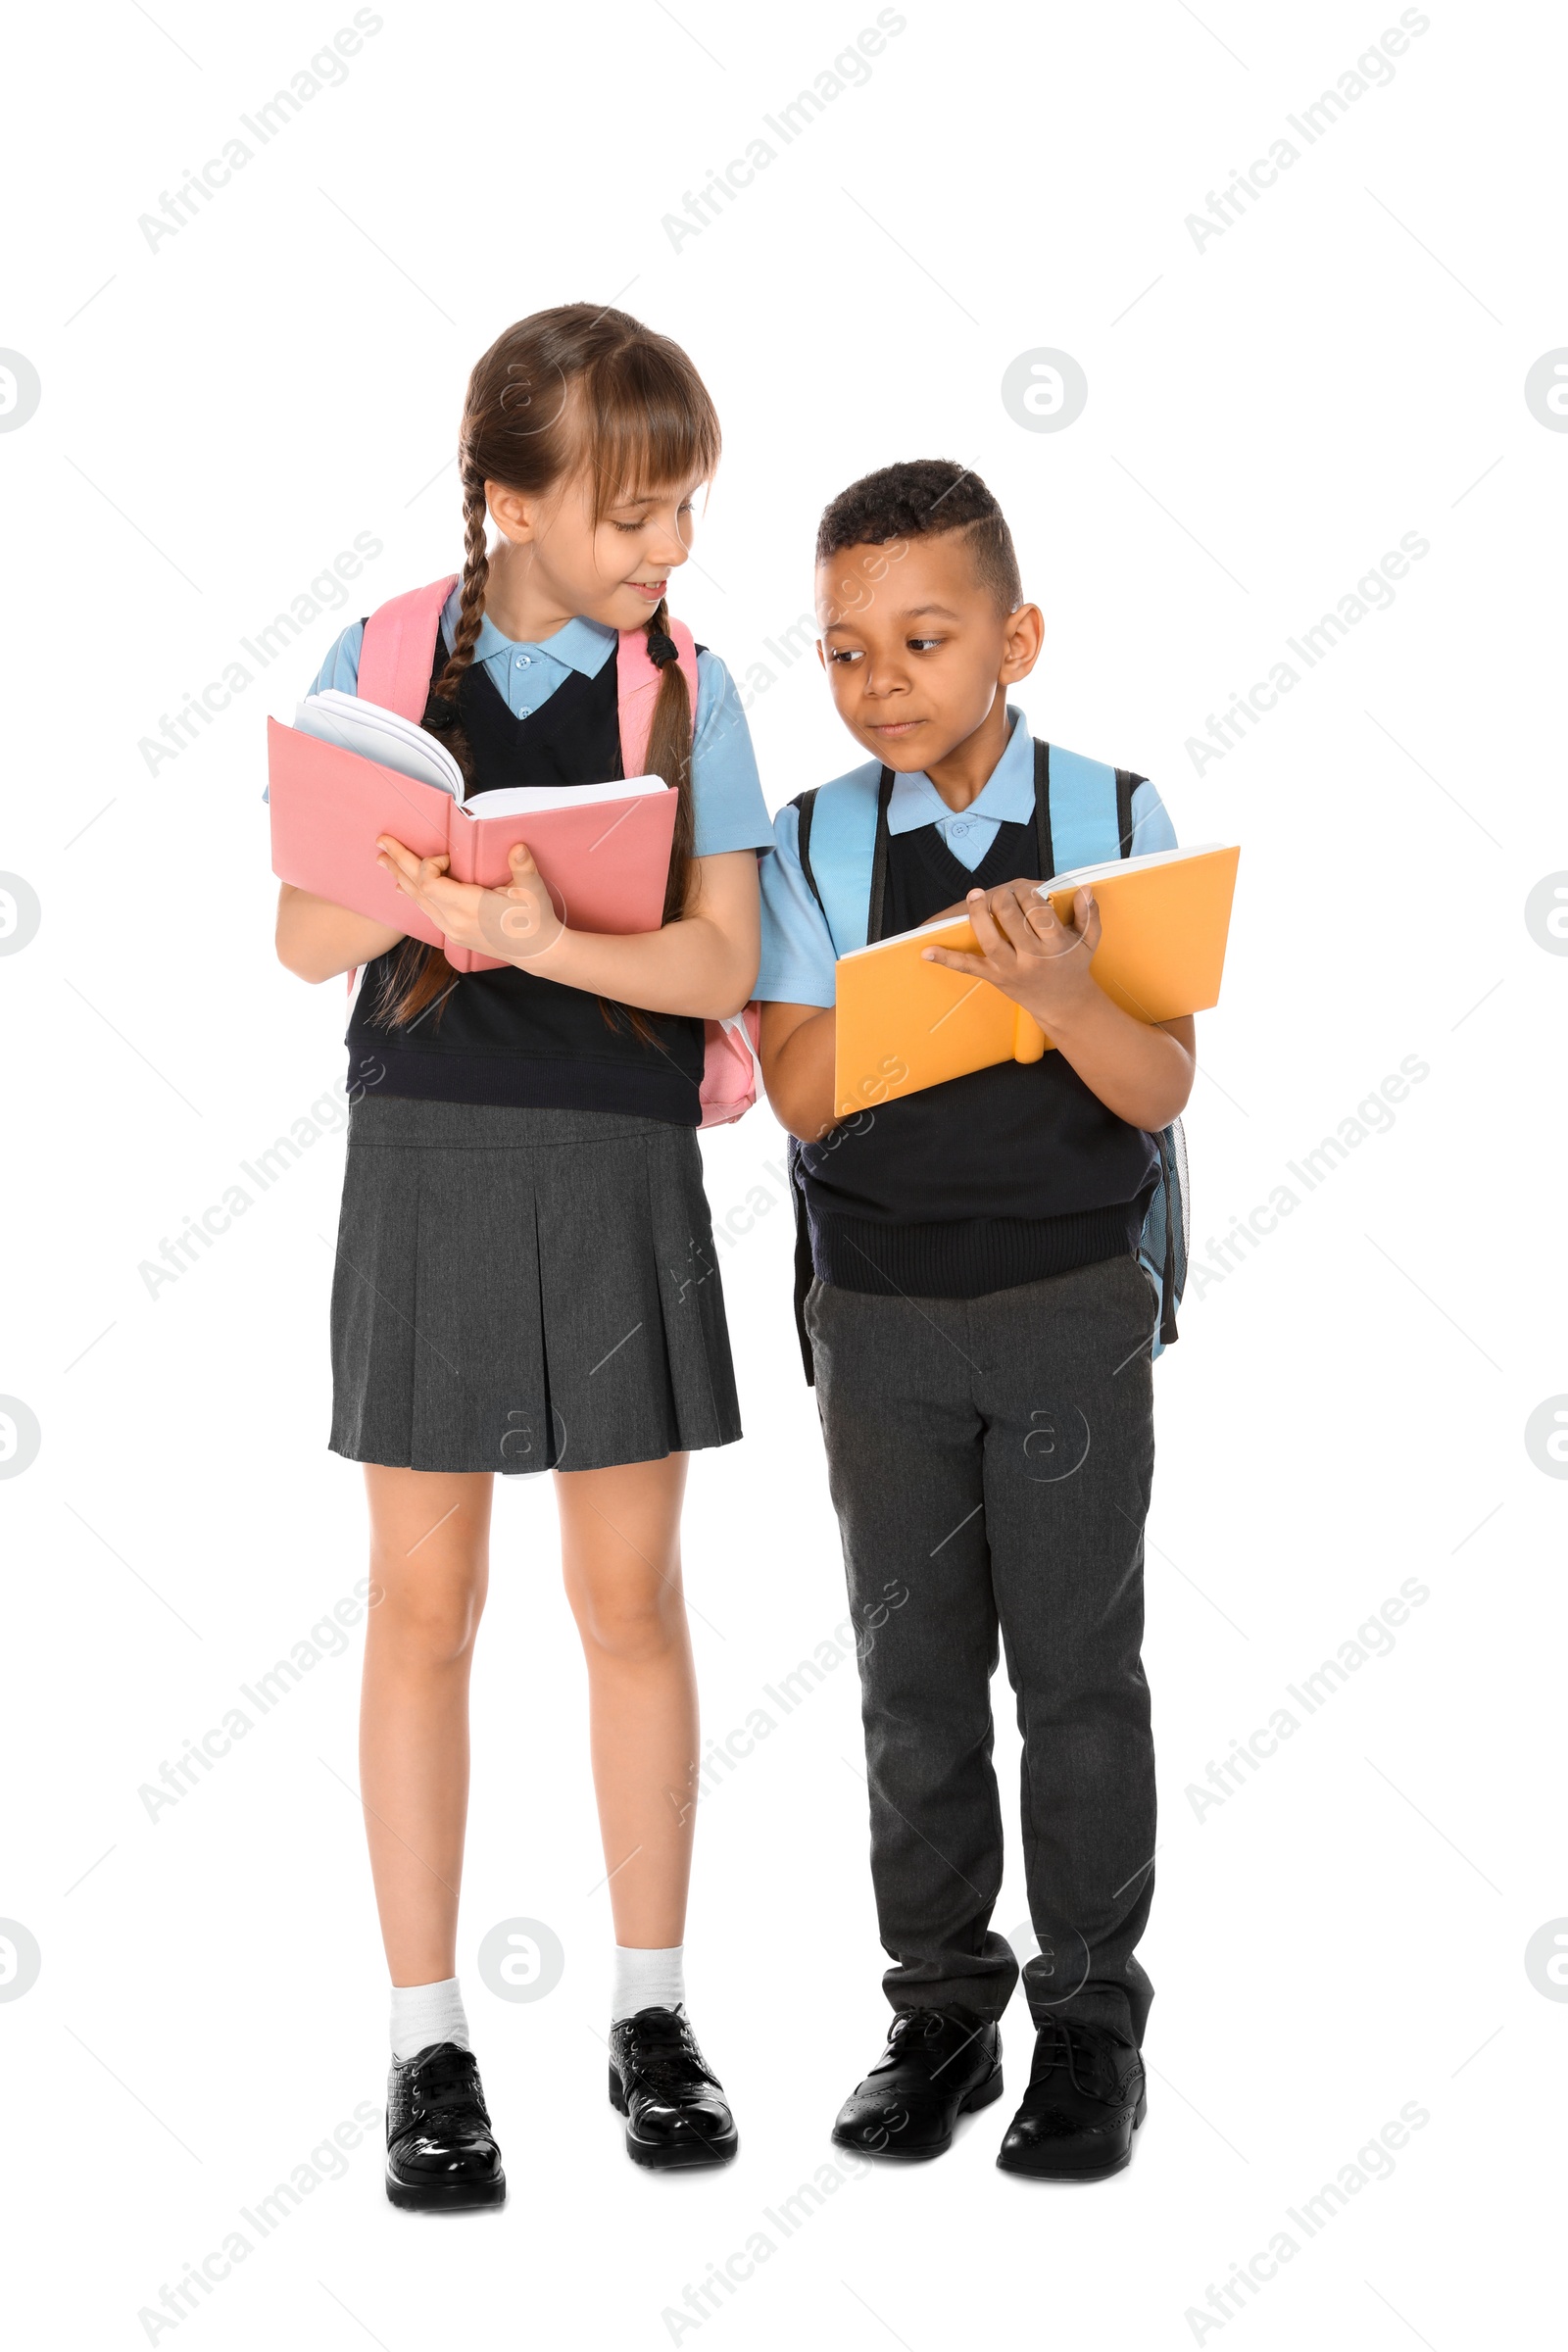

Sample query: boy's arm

[1045,995,1195,1131]
[756,796,845,1141]
[760,903,966,1141]
[760,1002,839,1143]
[921,880,1197,1131]
[762,973,1194,1142]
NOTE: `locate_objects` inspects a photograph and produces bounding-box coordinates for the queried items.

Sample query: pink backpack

[357,576,761,1128]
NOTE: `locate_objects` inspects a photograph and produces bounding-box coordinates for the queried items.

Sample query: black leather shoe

[385,2041,506,2210]
[609,2006,738,2169]
[831,2005,1002,2162]
[997,2016,1146,2180]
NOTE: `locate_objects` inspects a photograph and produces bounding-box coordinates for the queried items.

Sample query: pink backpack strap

[613,619,758,1128]
[616,617,700,776]
[357,574,459,718]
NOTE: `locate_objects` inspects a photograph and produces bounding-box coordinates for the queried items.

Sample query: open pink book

[267,718,676,975]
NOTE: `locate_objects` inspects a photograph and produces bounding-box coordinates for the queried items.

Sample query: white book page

[455,774,668,821]
[294,691,464,798]
[841,843,1234,958]
[1034,842,1229,895]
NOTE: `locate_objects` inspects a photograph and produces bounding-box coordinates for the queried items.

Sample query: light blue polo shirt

[756,706,1177,1005]
[305,589,772,858]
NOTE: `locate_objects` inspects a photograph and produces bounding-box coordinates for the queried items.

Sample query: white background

[2,1,1564,2345]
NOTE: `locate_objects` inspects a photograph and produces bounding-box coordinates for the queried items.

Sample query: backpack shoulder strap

[1114,766,1144,858]
[616,617,700,778]
[356,575,459,718]
[787,765,883,956]
[1032,741,1054,881]
[794,786,822,907]
[867,767,896,943]
[1038,742,1128,875]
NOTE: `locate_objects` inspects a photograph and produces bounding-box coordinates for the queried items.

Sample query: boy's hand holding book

[921,879,1102,1043]
[914,875,1193,1132]
[832,843,1238,1135]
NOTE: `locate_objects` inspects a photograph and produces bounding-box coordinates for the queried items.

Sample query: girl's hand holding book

[375,834,566,967]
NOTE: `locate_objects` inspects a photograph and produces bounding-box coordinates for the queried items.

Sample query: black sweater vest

[797,817,1157,1298]
[345,631,705,1124]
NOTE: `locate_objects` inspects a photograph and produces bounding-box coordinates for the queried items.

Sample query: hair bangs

[576,337,722,518]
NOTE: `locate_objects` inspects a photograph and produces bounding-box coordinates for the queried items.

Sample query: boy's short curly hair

[815,460,1022,614]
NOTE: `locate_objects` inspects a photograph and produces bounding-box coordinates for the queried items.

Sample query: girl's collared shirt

[311,592,772,859]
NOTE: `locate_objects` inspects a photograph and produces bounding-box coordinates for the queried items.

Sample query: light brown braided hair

[379,304,719,1029]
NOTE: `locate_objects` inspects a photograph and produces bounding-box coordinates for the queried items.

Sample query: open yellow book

[833,843,1240,1118]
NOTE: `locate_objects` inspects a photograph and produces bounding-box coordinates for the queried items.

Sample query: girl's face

[488,466,702,633]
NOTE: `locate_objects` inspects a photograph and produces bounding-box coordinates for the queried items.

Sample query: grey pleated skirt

[328,1097,742,1475]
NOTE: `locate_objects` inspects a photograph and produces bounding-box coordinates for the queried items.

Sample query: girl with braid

[275,307,771,2205]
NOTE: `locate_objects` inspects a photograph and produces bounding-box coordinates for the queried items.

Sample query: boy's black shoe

[385,2040,506,2210]
[997,2016,1147,2180]
[831,2004,1003,2161]
[608,2005,738,2169]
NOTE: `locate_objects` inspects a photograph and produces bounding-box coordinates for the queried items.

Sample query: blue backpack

[788,738,1189,1374]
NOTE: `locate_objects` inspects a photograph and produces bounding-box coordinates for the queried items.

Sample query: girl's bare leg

[359,1466,493,1985]
[555,1453,698,1949]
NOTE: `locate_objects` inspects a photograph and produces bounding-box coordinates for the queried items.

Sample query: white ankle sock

[612,1944,685,2024]
[390,1977,470,2063]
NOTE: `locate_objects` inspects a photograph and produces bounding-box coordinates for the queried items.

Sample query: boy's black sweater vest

[797,816,1157,1298]
[345,630,705,1123]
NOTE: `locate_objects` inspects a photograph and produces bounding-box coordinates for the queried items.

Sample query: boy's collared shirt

[757,706,1176,1004]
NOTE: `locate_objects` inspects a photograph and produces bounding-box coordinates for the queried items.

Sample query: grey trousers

[807,1251,1158,2043]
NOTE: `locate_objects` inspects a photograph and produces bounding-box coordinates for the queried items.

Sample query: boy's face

[814,530,1042,772]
